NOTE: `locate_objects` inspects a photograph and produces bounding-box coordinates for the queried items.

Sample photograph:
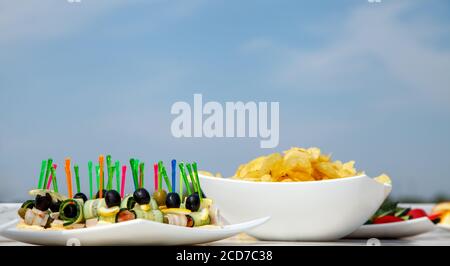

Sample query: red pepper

[428,211,442,221]
[408,209,427,219]
[373,215,403,224]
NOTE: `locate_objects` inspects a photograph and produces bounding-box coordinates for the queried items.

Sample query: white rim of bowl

[198,174,391,186]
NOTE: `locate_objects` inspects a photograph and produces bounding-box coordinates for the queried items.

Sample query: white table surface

[1,203,449,246]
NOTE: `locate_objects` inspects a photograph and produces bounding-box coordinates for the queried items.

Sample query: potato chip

[198,171,214,177]
[374,174,391,185]
[315,162,340,178]
[224,147,388,183]
[260,174,273,182]
[283,149,312,174]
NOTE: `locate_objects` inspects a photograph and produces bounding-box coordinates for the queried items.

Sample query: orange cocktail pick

[99,155,105,198]
[65,158,73,199]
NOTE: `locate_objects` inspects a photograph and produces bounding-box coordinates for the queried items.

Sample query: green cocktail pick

[180,169,183,197]
[186,163,197,194]
[192,162,202,201]
[134,159,140,185]
[50,165,59,193]
[95,165,100,192]
[158,161,163,190]
[139,162,145,188]
[159,163,172,192]
[130,158,138,190]
[107,166,114,190]
[43,158,53,190]
[38,160,47,189]
[178,162,192,195]
[74,165,81,194]
[115,161,120,191]
[106,155,112,184]
[88,161,93,199]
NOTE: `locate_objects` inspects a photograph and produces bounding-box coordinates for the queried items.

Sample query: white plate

[437,224,450,232]
[199,174,391,241]
[347,217,435,239]
[0,217,269,246]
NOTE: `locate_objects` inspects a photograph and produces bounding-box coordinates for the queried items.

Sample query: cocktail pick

[121,165,126,198]
[179,169,184,197]
[186,163,197,193]
[139,162,145,188]
[192,162,202,201]
[159,162,172,192]
[171,159,176,193]
[178,162,192,195]
[43,158,53,190]
[74,164,81,194]
[107,166,113,190]
[153,163,158,191]
[65,158,73,199]
[106,155,112,185]
[115,161,120,191]
[46,164,57,190]
[95,165,100,192]
[50,164,59,193]
[38,160,47,189]
[134,159,140,187]
[129,158,138,190]
[88,161,93,199]
[158,161,163,190]
[98,155,104,198]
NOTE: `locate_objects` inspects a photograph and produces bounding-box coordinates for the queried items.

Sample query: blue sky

[0,0,449,201]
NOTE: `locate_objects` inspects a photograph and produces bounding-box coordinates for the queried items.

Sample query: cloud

[246,1,450,107]
[240,38,274,53]
[0,0,206,46]
[0,0,123,45]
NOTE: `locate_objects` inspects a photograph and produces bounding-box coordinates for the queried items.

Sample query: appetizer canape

[17,155,220,230]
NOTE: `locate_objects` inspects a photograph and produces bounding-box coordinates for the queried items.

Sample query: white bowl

[199,174,391,241]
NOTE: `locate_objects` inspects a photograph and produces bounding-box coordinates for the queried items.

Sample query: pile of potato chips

[232,147,365,182]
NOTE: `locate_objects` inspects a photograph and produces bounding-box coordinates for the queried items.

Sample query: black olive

[193,191,206,198]
[105,190,121,208]
[63,204,78,219]
[185,194,200,212]
[74,192,88,202]
[95,189,108,199]
[35,193,52,211]
[165,192,181,208]
[133,188,150,205]
[50,201,61,212]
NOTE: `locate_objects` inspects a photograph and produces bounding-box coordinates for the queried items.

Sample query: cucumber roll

[59,199,84,227]
[134,209,152,220]
[134,209,147,219]
[98,206,120,223]
[150,198,158,210]
[115,208,136,223]
[18,200,35,219]
[120,194,136,210]
[152,209,163,223]
[83,199,106,220]
[187,208,211,227]
[133,208,155,221]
